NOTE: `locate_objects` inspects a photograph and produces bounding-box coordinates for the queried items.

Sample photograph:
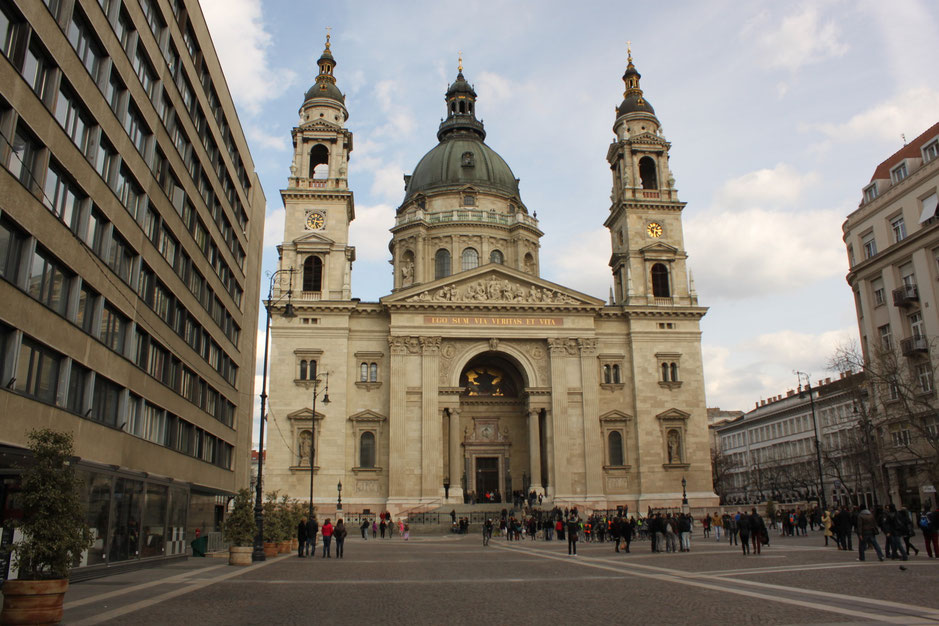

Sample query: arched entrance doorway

[452,352,533,504]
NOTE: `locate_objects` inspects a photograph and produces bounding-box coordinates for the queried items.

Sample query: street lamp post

[681,476,689,512]
[337,480,342,511]
[308,373,329,522]
[253,268,296,562]
[795,371,828,513]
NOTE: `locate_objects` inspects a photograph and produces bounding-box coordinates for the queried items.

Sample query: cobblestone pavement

[60,530,939,625]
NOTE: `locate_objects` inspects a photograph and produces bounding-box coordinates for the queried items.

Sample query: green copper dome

[403,67,519,203]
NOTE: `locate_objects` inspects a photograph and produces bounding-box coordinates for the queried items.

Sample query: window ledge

[658,381,682,389]
[289,464,320,472]
[355,381,382,391]
[600,383,625,390]
[352,466,383,473]
[603,465,632,472]
[294,379,319,389]
[662,463,690,470]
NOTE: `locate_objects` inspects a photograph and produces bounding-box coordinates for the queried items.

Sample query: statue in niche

[667,430,681,464]
[401,258,414,285]
[298,430,313,466]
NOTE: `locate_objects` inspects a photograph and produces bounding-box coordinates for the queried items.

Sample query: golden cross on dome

[458,51,463,72]
[325,26,331,47]
[627,40,632,63]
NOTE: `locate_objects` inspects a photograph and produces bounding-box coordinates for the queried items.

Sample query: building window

[42,162,84,231]
[54,82,93,155]
[309,144,328,179]
[100,303,127,354]
[863,184,878,204]
[923,139,939,163]
[603,364,611,384]
[461,247,479,272]
[359,431,375,468]
[0,217,26,282]
[889,217,906,243]
[302,255,322,292]
[22,38,56,102]
[27,247,72,317]
[490,249,503,264]
[462,193,475,206]
[14,336,61,404]
[651,263,669,297]
[435,249,451,279]
[891,162,908,184]
[5,122,42,188]
[612,364,621,383]
[638,156,657,189]
[670,363,679,382]
[909,311,924,339]
[91,374,121,427]
[66,8,104,83]
[917,363,933,394]
[608,431,624,466]
[879,324,892,350]
[872,278,885,306]
[298,359,316,381]
[862,233,877,259]
[66,361,89,414]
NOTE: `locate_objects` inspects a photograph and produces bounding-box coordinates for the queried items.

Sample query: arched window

[450,101,456,114]
[459,100,466,114]
[300,360,308,380]
[603,364,611,384]
[303,256,323,292]
[490,249,504,264]
[524,252,535,273]
[309,144,329,179]
[462,193,475,206]
[639,156,657,189]
[608,431,624,466]
[360,362,368,382]
[369,363,378,382]
[651,263,669,297]
[359,431,375,468]
[308,359,317,380]
[462,247,479,272]
[612,364,621,384]
[662,363,670,382]
[670,363,679,382]
[435,249,451,279]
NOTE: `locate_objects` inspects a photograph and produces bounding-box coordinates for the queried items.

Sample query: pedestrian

[321,518,334,558]
[679,513,692,552]
[712,512,722,541]
[664,515,679,553]
[403,521,410,541]
[379,518,386,538]
[882,504,908,561]
[360,519,369,540]
[297,517,308,558]
[483,519,493,546]
[821,509,832,547]
[334,519,347,558]
[738,510,751,555]
[371,519,377,539]
[307,516,318,556]
[749,508,765,555]
[856,508,884,561]
[567,516,579,556]
[923,505,939,558]
[702,513,711,538]
[898,506,920,556]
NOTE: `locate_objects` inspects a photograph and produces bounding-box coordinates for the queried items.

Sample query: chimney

[825,377,831,384]
[787,389,795,397]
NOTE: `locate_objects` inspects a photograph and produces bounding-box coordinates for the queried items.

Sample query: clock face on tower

[305,211,326,231]
[647,222,663,238]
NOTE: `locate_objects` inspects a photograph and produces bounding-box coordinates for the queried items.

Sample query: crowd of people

[818,502,939,561]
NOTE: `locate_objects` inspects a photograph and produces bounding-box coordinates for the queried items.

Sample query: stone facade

[265,43,717,514]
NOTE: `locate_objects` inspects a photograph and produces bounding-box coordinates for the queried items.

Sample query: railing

[287,177,341,190]
[204,531,227,553]
[396,210,538,229]
[900,335,928,356]
[642,190,660,199]
[892,284,919,307]
[653,297,673,306]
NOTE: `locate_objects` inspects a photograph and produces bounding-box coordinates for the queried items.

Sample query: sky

[196,0,939,434]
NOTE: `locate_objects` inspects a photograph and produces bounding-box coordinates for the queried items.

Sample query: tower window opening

[612,364,621,384]
[461,247,479,272]
[490,249,504,264]
[435,249,451,279]
[651,263,669,297]
[459,100,466,114]
[639,156,658,190]
[450,101,456,114]
[603,364,611,384]
[309,144,329,179]
[303,255,323,292]
[661,362,669,381]
[670,362,679,382]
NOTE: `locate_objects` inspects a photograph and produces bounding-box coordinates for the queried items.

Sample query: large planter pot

[263,542,278,557]
[228,546,253,566]
[277,541,291,554]
[290,539,299,550]
[1,578,68,625]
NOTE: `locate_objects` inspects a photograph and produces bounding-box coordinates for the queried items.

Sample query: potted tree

[221,488,256,566]
[276,495,292,554]
[1,429,93,625]
[261,492,280,558]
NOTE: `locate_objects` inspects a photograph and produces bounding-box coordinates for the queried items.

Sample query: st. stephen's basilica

[265,36,717,515]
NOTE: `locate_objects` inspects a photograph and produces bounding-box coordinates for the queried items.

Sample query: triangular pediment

[631,131,668,146]
[382,264,604,308]
[348,409,387,422]
[600,409,633,423]
[293,231,336,247]
[287,407,325,420]
[656,408,690,422]
[639,241,679,255]
[298,119,342,132]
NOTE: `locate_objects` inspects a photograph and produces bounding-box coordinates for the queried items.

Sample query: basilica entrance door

[475,457,500,497]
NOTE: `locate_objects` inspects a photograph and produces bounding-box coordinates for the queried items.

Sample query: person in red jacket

[321,519,334,558]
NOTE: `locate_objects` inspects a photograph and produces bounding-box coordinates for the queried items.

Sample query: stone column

[420,336,442,500]
[527,409,543,495]
[387,336,410,501]
[449,408,462,497]
[547,338,571,497]
[578,338,603,501]
[416,234,425,284]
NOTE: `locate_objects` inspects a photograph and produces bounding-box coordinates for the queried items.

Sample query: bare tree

[710,447,741,504]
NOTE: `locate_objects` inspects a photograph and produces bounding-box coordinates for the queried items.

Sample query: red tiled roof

[870,120,939,182]
[251,450,266,461]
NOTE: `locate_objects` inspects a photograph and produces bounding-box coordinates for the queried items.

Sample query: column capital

[578,337,598,355]
[420,336,442,354]
[388,335,421,354]
[547,337,577,355]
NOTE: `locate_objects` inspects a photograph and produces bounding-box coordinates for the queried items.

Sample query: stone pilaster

[387,335,409,499]
[448,407,462,499]
[547,338,572,496]
[578,337,603,501]
[527,409,543,495]
[420,336,442,500]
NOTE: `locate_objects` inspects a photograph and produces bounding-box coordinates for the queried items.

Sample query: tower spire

[458,51,463,73]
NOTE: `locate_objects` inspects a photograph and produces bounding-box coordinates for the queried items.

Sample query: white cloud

[349,204,395,262]
[547,228,611,300]
[370,164,406,203]
[200,0,296,114]
[477,71,515,103]
[715,164,819,209]
[370,80,417,139]
[745,6,848,72]
[809,87,939,144]
[246,125,288,151]
[263,207,284,250]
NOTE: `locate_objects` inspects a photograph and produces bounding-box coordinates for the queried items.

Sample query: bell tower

[278,33,355,300]
[604,47,697,307]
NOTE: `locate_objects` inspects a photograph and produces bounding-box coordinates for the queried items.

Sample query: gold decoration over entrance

[461,366,517,397]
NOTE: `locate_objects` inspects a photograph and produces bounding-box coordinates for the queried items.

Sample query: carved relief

[405,276,578,304]
[578,337,598,355]
[388,335,409,355]
[356,480,379,493]
[489,338,499,351]
[420,336,441,354]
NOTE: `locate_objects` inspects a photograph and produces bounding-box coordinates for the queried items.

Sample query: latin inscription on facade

[424,316,564,327]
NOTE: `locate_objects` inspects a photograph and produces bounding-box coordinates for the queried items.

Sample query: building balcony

[900,335,928,356]
[892,284,919,307]
[394,209,539,230]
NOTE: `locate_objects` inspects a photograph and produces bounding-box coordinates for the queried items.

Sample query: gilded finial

[458,51,463,73]
[627,40,632,64]
[325,26,331,49]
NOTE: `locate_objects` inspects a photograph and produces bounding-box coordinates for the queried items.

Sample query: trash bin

[191,536,208,557]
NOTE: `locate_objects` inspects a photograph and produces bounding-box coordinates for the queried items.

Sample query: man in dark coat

[307,517,318,557]
[297,517,308,558]
[857,508,884,561]
[567,517,579,556]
